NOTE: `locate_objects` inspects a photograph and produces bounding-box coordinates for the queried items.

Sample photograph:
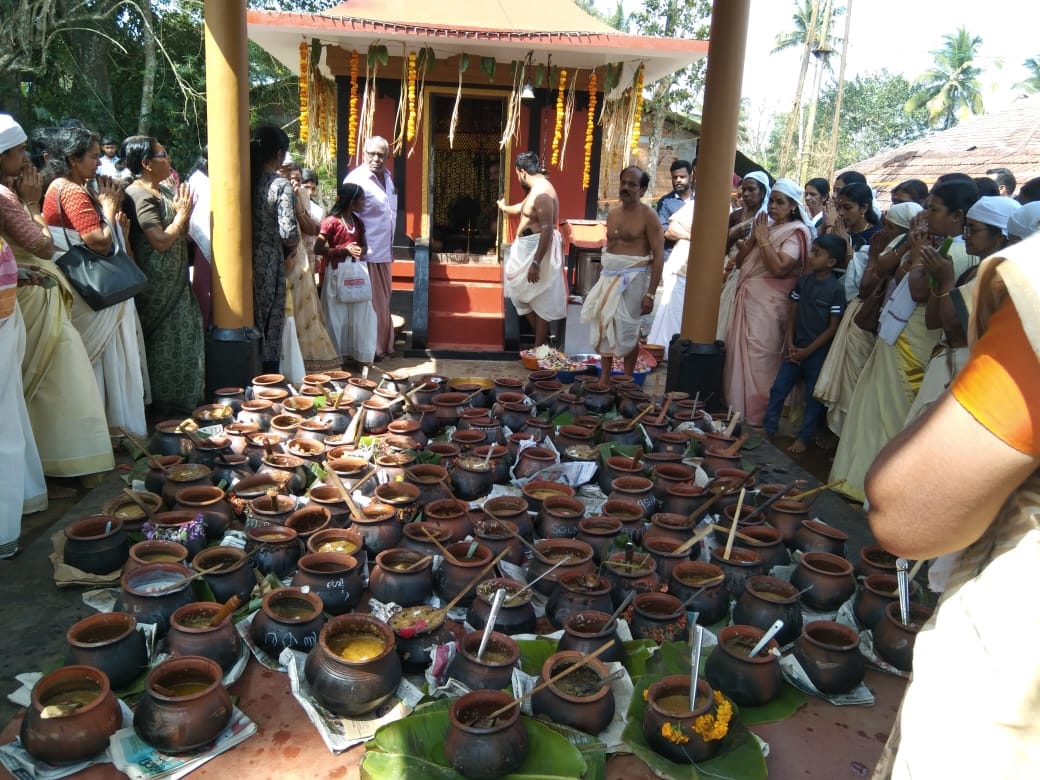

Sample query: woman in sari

[717,171,771,341]
[814,202,921,435]
[0,115,111,485]
[819,181,880,264]
[723,178,814,426]
[122,136,203,416]
[803,177,829,231]
[41,126,150,436]
[829,179,979,502]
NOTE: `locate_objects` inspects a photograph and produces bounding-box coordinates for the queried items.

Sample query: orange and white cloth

[580,251,650,357]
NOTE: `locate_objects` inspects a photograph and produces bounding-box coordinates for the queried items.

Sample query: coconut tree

[1014,56,1040,95]
[905,27,985,130]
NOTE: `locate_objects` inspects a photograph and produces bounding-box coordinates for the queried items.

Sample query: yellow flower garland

[630,63,644,155]
[406,51,417,142]
[551,68,567,167]
[692,689,734,742]
[582,71,597,190]
[348,51,359,157]
[299,41,309,144]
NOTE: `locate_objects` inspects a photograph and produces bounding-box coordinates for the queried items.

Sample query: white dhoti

[504,231,567,321]
[580,252,650,357]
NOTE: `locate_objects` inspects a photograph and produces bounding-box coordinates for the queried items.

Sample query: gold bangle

[931,288,951,298]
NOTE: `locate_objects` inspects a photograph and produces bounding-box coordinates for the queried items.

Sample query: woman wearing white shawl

[1008,201,1040,242]
[717,171,771,341]
[814,202,921,435]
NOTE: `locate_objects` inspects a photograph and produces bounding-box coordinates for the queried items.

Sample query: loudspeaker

[665,337,726,412]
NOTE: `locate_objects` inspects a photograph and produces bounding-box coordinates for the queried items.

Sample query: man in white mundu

[499,151,566,347]
[581,166,664,377]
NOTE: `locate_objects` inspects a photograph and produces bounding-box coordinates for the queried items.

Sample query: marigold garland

[582,71,597,190]
[692,689,734,742]
[348,50,359,157]
[406,51,418,142]
[299,41,310,144]
[551,68,567,167]
[630,63,644,154]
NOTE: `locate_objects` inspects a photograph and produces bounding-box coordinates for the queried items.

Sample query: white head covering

[1008,201,1040,240]
[0,114,27,155]
[886,202,923,229]
[742,170,771,217]
[966,196,1020,237]
[771,177,817,238]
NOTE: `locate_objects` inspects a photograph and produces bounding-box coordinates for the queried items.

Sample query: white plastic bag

[332,259,372,303]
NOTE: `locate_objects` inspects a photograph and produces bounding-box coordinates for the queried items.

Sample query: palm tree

[1014,56,1040,95]
[905,27,985,130]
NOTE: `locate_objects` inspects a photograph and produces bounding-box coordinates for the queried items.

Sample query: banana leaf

[516,637,558,676]
[480,57,496,82]
[459,54,469,72]
[362,709,589,779]
[551,411,574,427]
[622,674,768,780]
[621,638,658,677]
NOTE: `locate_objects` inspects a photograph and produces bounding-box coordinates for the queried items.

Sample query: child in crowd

[764,234,847,453]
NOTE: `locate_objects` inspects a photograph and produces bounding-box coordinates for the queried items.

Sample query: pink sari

[723,220,811,425]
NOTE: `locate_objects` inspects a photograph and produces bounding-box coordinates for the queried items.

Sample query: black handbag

[53,183,148,311]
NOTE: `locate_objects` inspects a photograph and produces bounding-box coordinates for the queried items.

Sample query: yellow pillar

[680,0,751,343]
[204,0,251,329]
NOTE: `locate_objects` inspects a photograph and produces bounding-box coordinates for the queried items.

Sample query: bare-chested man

[581,166,664,377]
[498,151,566,347]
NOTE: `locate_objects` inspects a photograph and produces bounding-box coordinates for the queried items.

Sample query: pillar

[203,0,259,391]
[666,0,751,408]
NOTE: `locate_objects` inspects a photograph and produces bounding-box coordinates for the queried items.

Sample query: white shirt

[344,166,396,263]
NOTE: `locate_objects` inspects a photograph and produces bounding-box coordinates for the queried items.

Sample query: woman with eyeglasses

[122,135,203,416]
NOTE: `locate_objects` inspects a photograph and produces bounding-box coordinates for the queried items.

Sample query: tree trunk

[798,0,834,181]
[137,0,157,135]
[776,0,821,177]
[823,0,853,178]
[645,80,671,201]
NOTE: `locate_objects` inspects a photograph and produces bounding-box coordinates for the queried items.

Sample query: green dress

[126,182,204,414]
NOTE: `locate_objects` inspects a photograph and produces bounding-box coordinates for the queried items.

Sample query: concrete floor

[0,355,880,779]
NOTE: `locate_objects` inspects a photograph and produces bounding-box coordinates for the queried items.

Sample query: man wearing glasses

[344,136,397,360]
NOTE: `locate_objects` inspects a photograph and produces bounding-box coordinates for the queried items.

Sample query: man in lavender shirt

[345,136,397,359]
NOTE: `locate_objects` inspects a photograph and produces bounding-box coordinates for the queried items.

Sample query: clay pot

[306,485,351,527]
[604,550,661,606]
[358,398,393,434]
[410,374,448,404]
[144,455,183,496]
[631,592,690,643]
[386,419,427,449]
[167,602,241,672]
[793,519,849,557]
[237,400,274,431]
[536,495,586,539]
[446,631,520,691]
[609,476,657,520]
[793,621,865,694]
[709,547,765,598]
[643,677,721,764]
[435,542,495,607]
[651,463,697,504]
[160,463,214,508]
[269,412,303,441]
[282,395,317,419]
[701,447,743,475]
[134,656,233,753]
[472,444,511,484]
[103,492,164,533]
[250,588,326,655]
[172,485,231,539]
[258,453,309,495]
[325,370,353,391]
[874,602,933,672]
[368,549,433,607]
[285,505,332,544]
[187,436,233,470]
[377,370,412,394]
[521,417,554,443]
[326,455,371,487]
[151,419,195,458]
[119,562,195,637]
[497,402,532,433]
[705,624,783,706]
[520,479,575,515]
[472,518,525,567]
[527,540,596,596]
[643,512,697,547]
[733,576,804,646]
[650,430,690,456]
[450,456,495,501]
[342,377,378,405]
[546,573,613,629]
[20,666,121,764]
[242,432,284,470]
[600,499,646,539]
[292,552,364,614]
[125,539,189,572]
[285,436,326,463]
[248,492,298,526]
[558,611,627,665]
[669,562,730,625]
[192,546,257,604]
[483,496,532,538]
[490,376,524,401]
[735,525,790,571]
[791,552,857,612]
[576,516,625,563]
[403,464,453,505]
[305,613,403,716]
[532,650,615,735]
[65,612,148,690]
[399,522,451,559]
[467,578,536,636]
[246,524,303,578]
[445,690,529,780]
[147,511,208,557]
[373,450,417,482]
[710,469,757,510]
[431,392,469,426]
[555,425,596,452]
[350,502,402,554]
[306,528,366,571]
[424,498,474,541]
[642,536,697,583]
[580,383,613,414]
[513,446,557,480]
[853,573,919,630]
[213,386,246,414]
[856,544,900,579]
[210,454,253,488]
[63,515,129,574]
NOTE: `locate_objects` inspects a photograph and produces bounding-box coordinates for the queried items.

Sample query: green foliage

[1015,56,1040,95]
[772,0,845,71]
[905,26,985,130]
[628,0,711,119]
[767,70,931,172]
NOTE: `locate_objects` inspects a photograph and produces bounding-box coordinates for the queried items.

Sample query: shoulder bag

[53,183,148,311]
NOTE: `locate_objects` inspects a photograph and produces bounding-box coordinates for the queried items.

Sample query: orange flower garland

[630,63,644,154]
[582,71,597,190]
[348,51,359,158]
[551,68,567,167]
[299,41,310,144]
[406,51,418,142]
